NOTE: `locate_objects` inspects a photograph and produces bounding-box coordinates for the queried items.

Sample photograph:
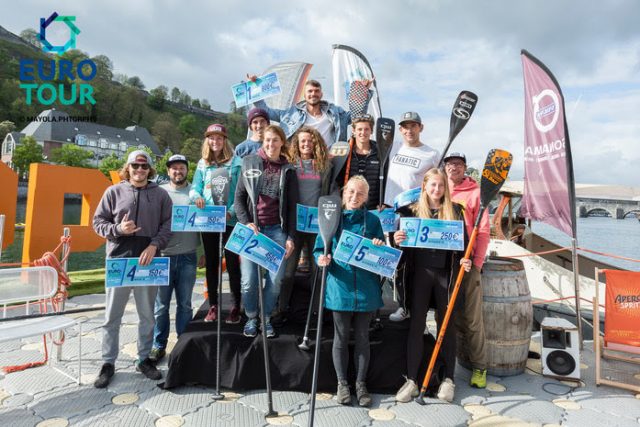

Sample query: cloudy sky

[5,0,640,185]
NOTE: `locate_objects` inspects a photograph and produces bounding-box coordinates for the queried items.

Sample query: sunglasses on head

[130,163,150,170]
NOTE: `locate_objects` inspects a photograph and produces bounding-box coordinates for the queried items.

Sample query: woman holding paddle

[190,124,243,324]
[393,168,471,404]
[314,175,385,407]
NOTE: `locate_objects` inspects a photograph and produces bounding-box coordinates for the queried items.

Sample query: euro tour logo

[19,12,97,106]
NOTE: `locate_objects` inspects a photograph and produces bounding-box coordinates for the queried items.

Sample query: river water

[531,217,640,272]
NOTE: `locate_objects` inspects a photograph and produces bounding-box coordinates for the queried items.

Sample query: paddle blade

[348,80,370,117]
[241,156,263,206]
[210,167,231,206]
[375,117,395,164]
[317,195,342,248]
[480,149,513,208]
[449,90,478,143]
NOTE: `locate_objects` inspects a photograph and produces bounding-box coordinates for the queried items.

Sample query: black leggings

[201,228,241,307]
[406,267,456,380]
[332,311,373,383]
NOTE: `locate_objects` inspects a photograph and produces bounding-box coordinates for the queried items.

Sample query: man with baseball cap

[235,108,269,158]
[148,154,201,363]
[443,151,490,388]
[92,149,173,387]
[385,112,440,322]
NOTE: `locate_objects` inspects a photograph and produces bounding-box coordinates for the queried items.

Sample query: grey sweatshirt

[93,180,173,257]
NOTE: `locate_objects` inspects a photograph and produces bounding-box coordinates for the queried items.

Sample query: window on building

[119,142,127,151]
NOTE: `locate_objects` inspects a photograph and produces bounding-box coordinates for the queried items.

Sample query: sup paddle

[375,117,395,206]
[438,91,478,168]
[415,148,512,405]
[298,267,320,351]
[210,167,231,402]
[240,155,277,418]
[308,195,342,427]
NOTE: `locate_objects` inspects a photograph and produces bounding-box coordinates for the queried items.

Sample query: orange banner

[0,162,18,250]
[604,269,640,347]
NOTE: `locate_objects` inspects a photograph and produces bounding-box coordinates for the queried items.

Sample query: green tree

[152,114,180,152]
[170,87,181,103]
[180,137,202,163]
[201,99,211,110]
[178,114,198,138]
[0,120,16,142]
[50,144,94,168]
[191,99,201,108]
[126,76,145,90]
[12,136,44,177]
[98,153,124,177]
[466,167,480,183]
[91,54,114,81]
[156,150,174,176]
[147,85,168,110]
[19,28,41,49]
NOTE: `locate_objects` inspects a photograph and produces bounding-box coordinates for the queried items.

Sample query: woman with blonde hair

[393,168,471,404]
[276,126,333,323]
[315,175,385,407]
[190,124,243,324]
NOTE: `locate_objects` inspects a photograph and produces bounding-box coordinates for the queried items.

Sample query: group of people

[90,78,490,408]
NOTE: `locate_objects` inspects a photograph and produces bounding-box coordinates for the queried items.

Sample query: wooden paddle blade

[480,148,513,207]
[241,156,263,206]
[317,195,342,248]
[375,117,395,164]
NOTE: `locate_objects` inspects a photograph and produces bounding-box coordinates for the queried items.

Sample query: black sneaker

[94,363,115,389]
[136,358,162,380]
[149,348,166,363]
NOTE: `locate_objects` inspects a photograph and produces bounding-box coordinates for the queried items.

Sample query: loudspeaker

[540,317,580,380]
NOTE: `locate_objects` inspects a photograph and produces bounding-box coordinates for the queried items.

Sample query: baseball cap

[398,111,422,125]
[127,150,153,166]
[247,108,269,125]
[443,152,467,164]
[166,154,188,168]
[205,123,227,137]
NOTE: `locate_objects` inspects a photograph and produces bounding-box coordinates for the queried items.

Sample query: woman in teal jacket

[314,175,385,408]
[189,123,243,324]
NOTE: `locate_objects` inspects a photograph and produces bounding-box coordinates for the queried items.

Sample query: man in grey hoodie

[92,150,173,388]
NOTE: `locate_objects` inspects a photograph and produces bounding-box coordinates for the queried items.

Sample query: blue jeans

[153,252,197,349]
[240,225,287,320]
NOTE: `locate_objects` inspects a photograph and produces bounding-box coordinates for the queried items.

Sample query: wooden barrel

[457,257,533,376]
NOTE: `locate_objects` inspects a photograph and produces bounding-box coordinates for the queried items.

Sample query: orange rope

[1,235,72,373]
[499,244,640,264]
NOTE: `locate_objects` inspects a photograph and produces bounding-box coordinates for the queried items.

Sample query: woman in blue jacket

[314,175,385,407]
[190,124,243,324]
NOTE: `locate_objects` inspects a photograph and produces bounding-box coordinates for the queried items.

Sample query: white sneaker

[436,378,455,403]
[389,307,410,322]
[395,378,419,403]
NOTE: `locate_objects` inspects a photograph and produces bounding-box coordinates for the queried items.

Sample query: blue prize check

[296,204,319,233]
[231,72,282,107]
[399,218,464,251]
[171,205,226,233]
[333,230,402,279]
[370,208,397,233]
[105,257,170,288]
[225,223,285,275]
[393,187,421,211]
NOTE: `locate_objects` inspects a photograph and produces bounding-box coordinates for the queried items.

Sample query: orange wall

[21,164,112,263]
[0,162,18,250]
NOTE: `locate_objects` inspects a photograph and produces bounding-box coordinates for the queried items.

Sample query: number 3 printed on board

[419,225,430,243]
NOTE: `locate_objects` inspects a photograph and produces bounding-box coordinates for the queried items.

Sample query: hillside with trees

[0,25,248,162]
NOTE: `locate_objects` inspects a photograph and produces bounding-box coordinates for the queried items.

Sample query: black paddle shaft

[308,195,342,427]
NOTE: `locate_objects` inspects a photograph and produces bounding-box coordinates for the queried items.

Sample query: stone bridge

[578,196,640,219]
